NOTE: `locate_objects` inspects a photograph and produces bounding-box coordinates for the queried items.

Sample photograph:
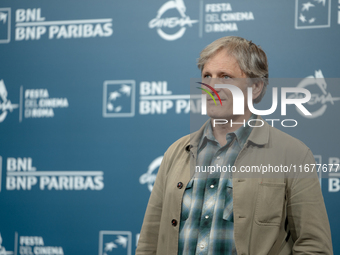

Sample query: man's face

[201,48,249,120]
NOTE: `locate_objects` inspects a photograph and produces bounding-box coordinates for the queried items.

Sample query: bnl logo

[103,80,135,118]
[295,0,331,29]
[99,231,131,255]
[0,8,11,43]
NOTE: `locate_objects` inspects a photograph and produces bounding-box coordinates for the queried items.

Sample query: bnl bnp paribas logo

[0,8,11,43]
[149,0,198,41]
[99,231,131,255]
[102,80,200,117]
[0,7,112,43]
[0,80,19,123]
[295,0,331,29]
[102,80,135,117]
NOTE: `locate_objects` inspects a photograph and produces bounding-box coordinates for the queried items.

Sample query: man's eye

[203,75,211,78]
[223,75,230,79]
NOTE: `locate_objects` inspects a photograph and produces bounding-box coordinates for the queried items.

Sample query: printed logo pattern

[139,156,163,192]
[0,8,10,43]
[295,0,331,29]
[0,80,19,123]
[289,70,340,118]
[149,0,198,41]
[99,231,131,255]
[0,233,14,255]
[103,80,135,118]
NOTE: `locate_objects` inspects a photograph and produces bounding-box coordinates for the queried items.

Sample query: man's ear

[252,80,264,101]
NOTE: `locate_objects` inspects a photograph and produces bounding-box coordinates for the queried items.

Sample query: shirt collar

[187,115,270,158]
[234,114,256,148]
[198,114,256,150]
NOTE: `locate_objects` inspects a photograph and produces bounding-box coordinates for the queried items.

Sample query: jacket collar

[246,115,269,145]
[185,116,270,155]
[185,119,207,157]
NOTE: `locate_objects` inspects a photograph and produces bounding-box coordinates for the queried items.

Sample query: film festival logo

[102,80,135,118]
[0,8,10,43]
[289,70,340,118]
[149,0,198,41]
[0,233,14,255]
[0,80,19,123]
[99,231,131,255]
[295,0,331,29]
[139,156,163,192]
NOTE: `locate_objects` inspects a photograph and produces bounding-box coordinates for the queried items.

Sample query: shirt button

[216,156,220,160]
[205,215,209,219]
[171,219,177,226]
[200,243,205,249]
[210,184,214,189]
[177,182,183,189]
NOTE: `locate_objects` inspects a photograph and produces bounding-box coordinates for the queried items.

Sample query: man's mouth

[207,98,225,101]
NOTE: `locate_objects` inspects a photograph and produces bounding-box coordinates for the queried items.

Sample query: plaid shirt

[178,116,254,255]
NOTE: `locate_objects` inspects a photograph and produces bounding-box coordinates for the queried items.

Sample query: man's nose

[207,78,222,93]
[199,80,221,94]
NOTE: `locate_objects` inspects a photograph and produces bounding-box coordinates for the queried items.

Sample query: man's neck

[210,111,253,147]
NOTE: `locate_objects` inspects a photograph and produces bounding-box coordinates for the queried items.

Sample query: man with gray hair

[136,36,332,255]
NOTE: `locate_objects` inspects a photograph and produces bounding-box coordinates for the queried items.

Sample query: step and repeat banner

[0,0,339,254]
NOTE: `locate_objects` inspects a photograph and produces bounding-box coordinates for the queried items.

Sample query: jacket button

[171,219,177,226]
[177,182,183,189]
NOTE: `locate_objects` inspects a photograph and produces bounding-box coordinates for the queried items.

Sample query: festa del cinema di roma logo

[288,70,340,118]
[149,0,198,41]
[139,156,163,192]
[0,79,18,123]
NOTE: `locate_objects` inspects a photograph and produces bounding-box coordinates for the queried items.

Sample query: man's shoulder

[247,117,314,163]
[264,123,314,161]
[268,124,309,149]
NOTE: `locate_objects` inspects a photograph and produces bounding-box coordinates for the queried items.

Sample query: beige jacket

[136,117,333,255]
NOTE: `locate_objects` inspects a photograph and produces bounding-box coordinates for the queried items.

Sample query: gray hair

[197,36,268,104]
